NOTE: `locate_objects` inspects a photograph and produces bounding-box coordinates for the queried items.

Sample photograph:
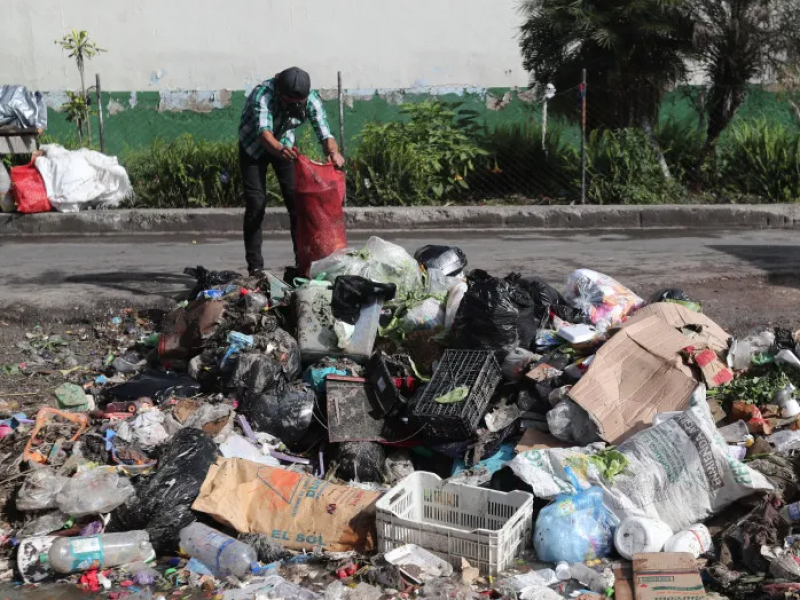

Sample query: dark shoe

[248,268,267,278]
[283,266,299,284]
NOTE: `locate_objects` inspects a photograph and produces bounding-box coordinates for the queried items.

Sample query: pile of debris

[2,236,800,600]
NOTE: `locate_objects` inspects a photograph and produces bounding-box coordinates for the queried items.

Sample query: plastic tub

[376,471,533,575]
[614,517,673,560]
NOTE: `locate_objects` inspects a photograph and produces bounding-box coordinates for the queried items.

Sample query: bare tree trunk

[79,65,92,144]
[641,116,672,181]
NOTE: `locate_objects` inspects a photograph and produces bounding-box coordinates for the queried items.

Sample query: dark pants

[240,144,297,272]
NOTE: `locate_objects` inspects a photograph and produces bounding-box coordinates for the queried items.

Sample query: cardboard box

[515,428,573,453]
[192,459,381,553]
[568,303,731,444]
[632,553,705,600]
[613,562,634,600]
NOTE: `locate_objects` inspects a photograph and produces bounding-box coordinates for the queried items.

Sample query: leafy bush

[476,121,579,200]
[655,117,708,184]
[123,135,281,208]
[586,128,682,204]
[348,101,488,206]
[721,120,800,202]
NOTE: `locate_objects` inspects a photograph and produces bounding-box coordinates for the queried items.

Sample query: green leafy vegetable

[435,386,470,404]
[589,447,629,484]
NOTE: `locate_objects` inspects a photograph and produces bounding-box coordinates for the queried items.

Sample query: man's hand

[329,151,345,169]
[278,146,298,161]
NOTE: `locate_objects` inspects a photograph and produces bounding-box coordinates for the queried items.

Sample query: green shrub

[477,121,579,200]
[721,120,800,202]
[586,128,682,204]
[123,135,281,208]
[655,117,708,184]
[348,101,488,206]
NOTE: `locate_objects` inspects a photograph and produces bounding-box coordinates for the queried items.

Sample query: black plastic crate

[411,350,502,440]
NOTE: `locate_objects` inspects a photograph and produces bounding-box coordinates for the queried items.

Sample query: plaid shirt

[239,78,333,158]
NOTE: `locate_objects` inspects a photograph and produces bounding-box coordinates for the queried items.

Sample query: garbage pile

[3,237,800,599]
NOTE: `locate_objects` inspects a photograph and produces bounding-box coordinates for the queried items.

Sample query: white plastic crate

[376,472,534,576]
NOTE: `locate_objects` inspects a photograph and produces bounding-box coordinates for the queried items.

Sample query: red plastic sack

[294,154,347,276]
[11,161,51,214]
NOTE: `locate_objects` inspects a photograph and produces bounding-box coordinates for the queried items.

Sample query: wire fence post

[580,68,587,204]
[95,73,105,154]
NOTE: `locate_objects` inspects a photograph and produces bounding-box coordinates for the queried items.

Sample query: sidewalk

[3,204,800,236]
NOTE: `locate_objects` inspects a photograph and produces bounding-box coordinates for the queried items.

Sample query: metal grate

[412,350,501,440]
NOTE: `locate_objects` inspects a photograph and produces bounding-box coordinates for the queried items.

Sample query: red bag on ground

[294,154,347,276]
[11,161,51,214]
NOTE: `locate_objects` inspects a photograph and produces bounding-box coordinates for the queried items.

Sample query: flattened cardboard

[515,428,573,453]
[569,315,698,444]
[192,458,380,553]
[632,553,705,600]
[625,303,730,354]
[613,562,634,600]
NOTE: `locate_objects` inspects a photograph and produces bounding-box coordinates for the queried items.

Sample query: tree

[55,30,105,144]
[693,0,800,161]
[519,0,698,131]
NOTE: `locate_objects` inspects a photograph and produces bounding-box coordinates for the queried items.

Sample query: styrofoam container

[376,472,533,575]
[614,517,673,560]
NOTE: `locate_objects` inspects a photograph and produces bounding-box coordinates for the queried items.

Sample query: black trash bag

[413,245,468,277]
[257,327,301,381]
[452,270,533,350]
[650,288,691,303]
[184,265,240,301]
[108,428,219,553]
[508,274,582,326]
[246,384,316,447]
[229,353,286,397]
[104,370,201,404]
[775,328,796,351]
[331,276,397,325]
[330,442,386,483]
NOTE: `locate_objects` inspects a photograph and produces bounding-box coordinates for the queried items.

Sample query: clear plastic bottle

[255,575,322,600]
[555,561,571,581]
[48,531,154,574]
[179,522,258,579]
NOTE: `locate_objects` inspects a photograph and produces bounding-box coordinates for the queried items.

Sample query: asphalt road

[2,229,800,334]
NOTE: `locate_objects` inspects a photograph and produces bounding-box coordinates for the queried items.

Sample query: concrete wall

[3,0,528,92]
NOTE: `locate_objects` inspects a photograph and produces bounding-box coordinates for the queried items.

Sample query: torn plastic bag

[17,468,69,511]
[413,245,468,277]
[164,399,234,443]
[255,327,301,381]
[533,467,617,563]
[0,86,47,129]
[310,236,423,300]
[565,269,643,330]
[330,442,386,483]
[56,469,135,517]
[245,384,316,447]
[184,266,240,302]
[444,281,468,331]
[331,276,396,325]
[547,400,601,445]
[105,370,201,404]
[109,428,219,553]
[115,410,170,451]
[502,348,538,382]
[400,297,445,332]
[159,299,225,361]
[452,270,533,351]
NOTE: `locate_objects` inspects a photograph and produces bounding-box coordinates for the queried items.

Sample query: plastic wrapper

[116,410,170,451]
[0,85,47,129]
[502,347,538,382]
[110,428,220,553]
[414,245,467,277]
[56,470,135,517]
[564,269,643,330]
[533,468,617,563]
[17,468,69,511]
[401,297,445,332]
[310,236,423,300]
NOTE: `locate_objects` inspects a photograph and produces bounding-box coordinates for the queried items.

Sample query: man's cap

[276,67,311,101]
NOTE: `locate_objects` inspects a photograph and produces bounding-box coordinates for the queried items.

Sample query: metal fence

[37,72,800,206]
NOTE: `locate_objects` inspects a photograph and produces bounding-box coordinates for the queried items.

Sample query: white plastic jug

[614,517,673,560]
[663,524,713,558]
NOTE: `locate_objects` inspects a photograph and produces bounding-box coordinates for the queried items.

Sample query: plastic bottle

[775,385,800,418]
[568,563,615,594]
[179,522,258,579]
[614,517,673,560]
[254,575,322,600]
[48,531,153,574]
[663,524,713,558]
[555,561,571,581]
[780,501,800,524]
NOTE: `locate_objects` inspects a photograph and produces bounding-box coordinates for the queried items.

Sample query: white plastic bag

[444,281,468,331]
[56,469,135,516]
[401,297,445,332]
[309,237,423,299]
[116,410,170,451]
[510,386,774,531]
[34,144,132,212]
[502,347,538,382]
[17,468,69,511]
[564,269,643,330]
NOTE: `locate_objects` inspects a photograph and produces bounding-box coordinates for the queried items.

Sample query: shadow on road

[61,271,194,298]
[708,245,800,280]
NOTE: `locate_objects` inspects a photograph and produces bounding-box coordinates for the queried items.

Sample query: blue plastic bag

[533,467,616,563]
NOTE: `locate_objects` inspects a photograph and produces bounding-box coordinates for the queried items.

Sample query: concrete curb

[3,204,800,236]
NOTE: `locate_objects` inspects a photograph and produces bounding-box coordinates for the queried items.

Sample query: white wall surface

[3,0,529,92]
